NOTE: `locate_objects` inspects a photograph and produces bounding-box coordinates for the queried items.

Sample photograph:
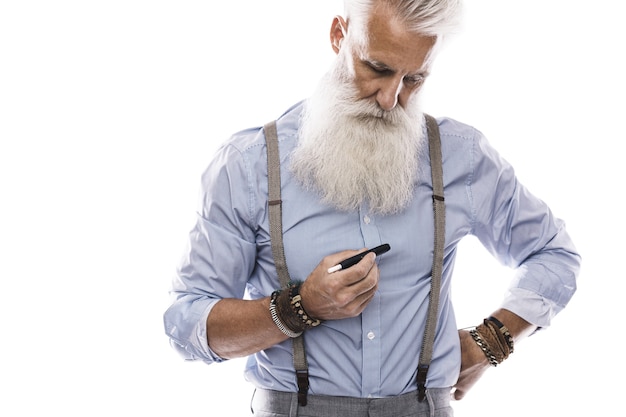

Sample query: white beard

[290,63,426,215]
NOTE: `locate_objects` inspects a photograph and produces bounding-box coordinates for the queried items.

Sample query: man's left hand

[452,329,490,400]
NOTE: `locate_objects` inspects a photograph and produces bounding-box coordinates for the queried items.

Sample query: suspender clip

[296,370,309,406]
[416,364,429,403]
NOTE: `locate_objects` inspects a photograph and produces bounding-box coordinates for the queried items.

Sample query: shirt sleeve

[163,143,258,363]
[468,131,581,328]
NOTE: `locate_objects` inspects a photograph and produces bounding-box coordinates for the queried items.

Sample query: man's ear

[330,16,348,54]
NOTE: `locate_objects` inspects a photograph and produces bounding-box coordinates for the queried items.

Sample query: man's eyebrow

[366,58,430,79]
[365,59,392,70]
[411,69,431,78]
[363,56,429,77]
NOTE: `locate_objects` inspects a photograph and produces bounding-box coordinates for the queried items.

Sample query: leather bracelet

[275,288,308,333]
[485,316,514,354]
[478,322,509,363]
[269,290,302,338]
[470,328,500,366]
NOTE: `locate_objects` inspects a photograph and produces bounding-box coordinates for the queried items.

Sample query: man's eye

[367,63,390,74]
[404,75,425,86]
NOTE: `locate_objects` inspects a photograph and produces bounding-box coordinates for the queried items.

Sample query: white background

[1,1,623,415]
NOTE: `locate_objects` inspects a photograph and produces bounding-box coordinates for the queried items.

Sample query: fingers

[328,251,378,297]
[327,249,377,284]
[333,254,379,315]
[452,329,491,401]
[300,249,380,320]
[451,387,465,401]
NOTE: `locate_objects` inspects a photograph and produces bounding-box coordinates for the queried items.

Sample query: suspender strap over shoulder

[264,121,310,406]
[417,114,446,402]
[264,121,292,287]
[263,114,445,406]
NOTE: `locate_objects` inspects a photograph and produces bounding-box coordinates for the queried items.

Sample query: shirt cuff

[192,301,228,363]
[500,287,559,329]
[166,298,226,363]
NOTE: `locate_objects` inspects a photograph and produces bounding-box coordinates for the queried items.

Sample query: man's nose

[375,77,404,111]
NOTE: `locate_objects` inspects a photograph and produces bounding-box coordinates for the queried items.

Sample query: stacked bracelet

[485,316,514,354]
[470,328,500,366]
[470,317,515,367]
[270,290,302,338]
[269,284,323,338]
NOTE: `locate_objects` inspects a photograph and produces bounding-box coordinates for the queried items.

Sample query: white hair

[344,0,463,45]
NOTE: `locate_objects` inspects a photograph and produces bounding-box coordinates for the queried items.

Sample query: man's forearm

[206,297,289,359]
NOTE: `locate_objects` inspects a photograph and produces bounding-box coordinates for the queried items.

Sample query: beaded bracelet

[289,284,322,328]
[269,290,302,338]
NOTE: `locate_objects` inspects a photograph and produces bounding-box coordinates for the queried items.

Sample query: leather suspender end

[296,370,309,406]
[416,364,429,402]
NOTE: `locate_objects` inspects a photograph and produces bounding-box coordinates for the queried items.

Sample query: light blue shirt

[163,101,580,398]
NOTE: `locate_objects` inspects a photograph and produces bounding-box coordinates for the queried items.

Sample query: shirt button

[363,215,371,224]
[367,331,376,340]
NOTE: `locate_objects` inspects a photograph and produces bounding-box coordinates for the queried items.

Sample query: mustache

[330,78,414,125]
[343,98,411,127]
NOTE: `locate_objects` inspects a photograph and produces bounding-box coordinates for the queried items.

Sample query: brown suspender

[263,120,310,406]
[263,114,445,405]
[417,114,446,402]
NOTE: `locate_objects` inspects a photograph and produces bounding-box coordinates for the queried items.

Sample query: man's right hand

[299,249,380,321]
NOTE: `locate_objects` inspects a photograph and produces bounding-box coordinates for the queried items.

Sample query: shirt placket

[358,205,383,397]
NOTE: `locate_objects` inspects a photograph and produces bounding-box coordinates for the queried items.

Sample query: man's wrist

[269,290,302,338]
[270,282,323,337]
[288,283,322,328]
[469,317,515,367]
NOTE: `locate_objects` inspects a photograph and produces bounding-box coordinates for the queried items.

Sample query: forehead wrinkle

[358,6,436,77]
